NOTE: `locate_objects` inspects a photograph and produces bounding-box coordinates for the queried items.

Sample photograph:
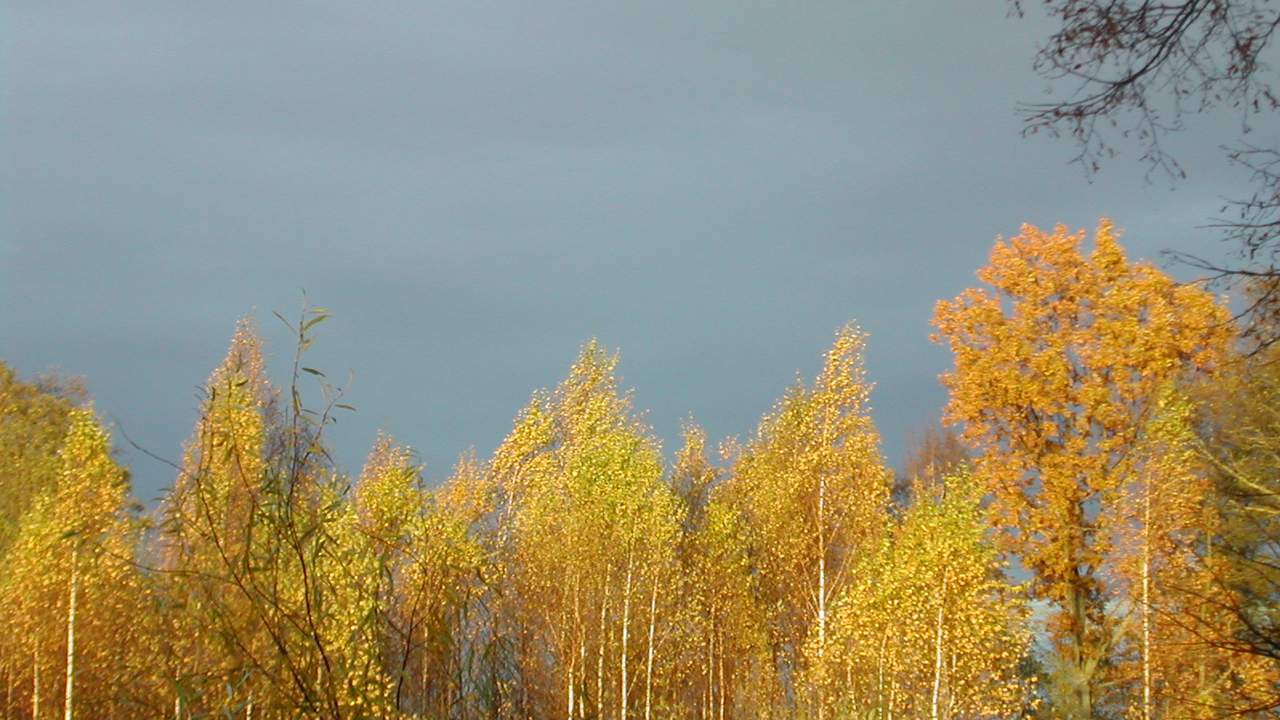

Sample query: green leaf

[302,314,330,332]
[272,311,294,332]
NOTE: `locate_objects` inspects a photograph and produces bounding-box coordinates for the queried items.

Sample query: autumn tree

[159,310,401,719]
[669,423,770,720]
[726,324,891,720]
[1187,325,1280,714]
[0,406,149,720]
[824,471,1034,720]
[1101,385,1270,720]
[350,434,489,718]
[898,426,971,511]
[159,318,279,716]
[0,363,90,556]
[933,221,1234,719]
[480,341,683,720]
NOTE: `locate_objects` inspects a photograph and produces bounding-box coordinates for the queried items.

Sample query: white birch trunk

[931,575,946,720]
[64,555,78,720]
[598,577,608,720]
[704,622,713,720]
[1142,487,1153,720]
[621,553,633,720]
[578,574,587,720]
[569,577,577,720]
[717,636,726,720]
[644,573,657,720]
[33,638,40,720]
[817,475,827,720]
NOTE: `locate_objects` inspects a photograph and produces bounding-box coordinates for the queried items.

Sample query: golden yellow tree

[160,310,399,719]
[932,221,1233,719]
[0,364,88,557]
[1182,326,1280,716]
[825,471,1033,720]
[726,324,891,720]
[0,407,146,720]
[159,318,277,716]
[671,423,770,720]
[482,342,682,720]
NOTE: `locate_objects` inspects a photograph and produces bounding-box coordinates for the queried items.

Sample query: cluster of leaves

[5,220,1280,720]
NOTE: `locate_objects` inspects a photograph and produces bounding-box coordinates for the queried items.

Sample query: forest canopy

[3,221,1279,720]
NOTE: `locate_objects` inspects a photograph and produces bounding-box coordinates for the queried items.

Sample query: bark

[598,577,608,720]
[1142,490,1152,720]
[644,573,656,720]
[620,551,633,720]
[64,555,77,720]
[931,577,946,720]
[817,474,827,720]
[33,638,40,720]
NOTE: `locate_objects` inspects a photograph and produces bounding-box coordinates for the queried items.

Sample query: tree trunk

[33,638,40,720]
[1142,487,1152,720]
[620,551,633,720]
[1067,579,1094,720]
[816,474,827,720]
[704,621,713,720]
[569,577,577,720]
[598,577,608,720]
[931,575,946,720]
[717,635,726,720]
[64,554,78,720]
[644,573,657,720]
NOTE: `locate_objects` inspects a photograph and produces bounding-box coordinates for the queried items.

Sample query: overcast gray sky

[2,0,1266,503]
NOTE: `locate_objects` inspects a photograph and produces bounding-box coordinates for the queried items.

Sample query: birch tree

[727,324,891,720]
[484,342,682,720]
[825,472,1033,720]
[0,408,145,720]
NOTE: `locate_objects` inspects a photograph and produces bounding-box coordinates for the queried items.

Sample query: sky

[2,0,1270,505]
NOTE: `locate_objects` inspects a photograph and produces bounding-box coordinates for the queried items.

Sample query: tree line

[3,220,1280,720]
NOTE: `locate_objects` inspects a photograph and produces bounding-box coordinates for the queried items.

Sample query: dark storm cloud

[2,0,1253,500]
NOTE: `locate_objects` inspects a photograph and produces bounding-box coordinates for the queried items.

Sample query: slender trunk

[876,626,888,717]
[817,475,827,720]
[931,575,946,720]
[704,620,713,720]
[598,577,608,720]
[1068,579,1092,720]
[620,552,633,720]
[64,555,78,720]
[644,573,657,720]
[569,576,577,720]
[1142,488,1152,720]
[577,573,587,720]
[717,635,726,720]
[33,637,40,720]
